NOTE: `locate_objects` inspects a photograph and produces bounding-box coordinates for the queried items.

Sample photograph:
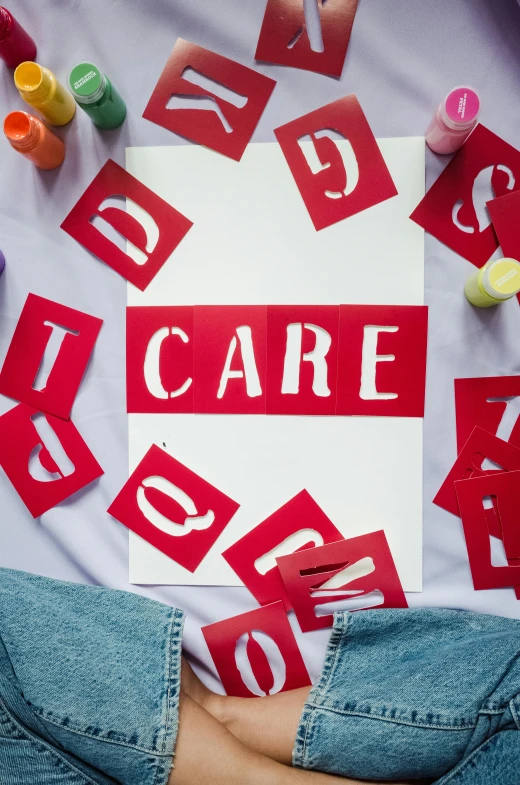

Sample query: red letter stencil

[336,305,428,417]
[125,304,428,417]
[202,601,311,697]
[0,404,103,518]
[455,471,520,591]
[61,159,193,291]
[266,305,338,415]
[274,95,397,230]
[126,306,194,414]
[222,490,343,608]
[433,427,520,521]
[487,190,520,304]
[410,125,520,267]
[277,531,407,632]
[0,294,102,420]
[255,0,359,78]
[108,444,239,573]
[143,39,276,162]
[193,306,267,414]
[455,376,520,453]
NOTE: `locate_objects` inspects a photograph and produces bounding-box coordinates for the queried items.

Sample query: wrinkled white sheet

[2,0,520,690]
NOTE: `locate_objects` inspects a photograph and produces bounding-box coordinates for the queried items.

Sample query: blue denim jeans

[0,568,184,785]
[2,569,520,784]
[293,608,520,784]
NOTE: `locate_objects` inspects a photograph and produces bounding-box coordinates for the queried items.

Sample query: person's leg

[181,656,309,765]
[169,692,353,785]
[179,660,424,784]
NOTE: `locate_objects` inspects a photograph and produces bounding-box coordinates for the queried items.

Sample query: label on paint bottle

[485,258,520,298]
[444,87,480,128]
[69,62,106,104]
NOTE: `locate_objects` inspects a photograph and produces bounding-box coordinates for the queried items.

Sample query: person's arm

[169,691,418,785]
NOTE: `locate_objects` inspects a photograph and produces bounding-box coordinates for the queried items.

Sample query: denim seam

[305,704,477,731]
[0,695,100,785]
[154,607,185,785]
[26,608,185,760]
[292,612,350,769]
[0,704,25,740]
[28,706,173,756]
[509,698,520,731]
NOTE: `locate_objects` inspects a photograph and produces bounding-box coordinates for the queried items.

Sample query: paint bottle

[0,7,36,68]
[4,110,65,169]
[465,257,520,307]
[68,62,126,129]
[14,61,76,126]
[425,86,481,154]
[0,250,5,277]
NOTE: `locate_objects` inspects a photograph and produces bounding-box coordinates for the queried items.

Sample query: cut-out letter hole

[202,601,311,697]
[108,444,240,572]
[410,125,520,267]
[222,489,343,608]
[455,470,520,591]
[255,0,360,78]
[61,159,193,291]
[0,293,103,420]
[126,306,194,413]
[274,95,397,230]
[143,39,276,162]
[266,305,338,415]
[0,404,103,518]
[193,306,267,414]
[455,376,520,452]
[433,427,520,520]
[277,531,407,632]
[336,305,428,417]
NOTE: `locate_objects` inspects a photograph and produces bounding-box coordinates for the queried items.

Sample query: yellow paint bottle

[465,257,520,307]
[14,61,76,126]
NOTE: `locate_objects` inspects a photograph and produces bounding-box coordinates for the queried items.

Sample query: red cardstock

[126,306,194,414]
[410,125,520,267]
[277,531,407,632]
[0,404,103,518]
[222,489,343,609]
[255,0,359,78]
[143,39,276,162]
[433,427,520,520]
[455,471,520,591]
[266,305,339,415]
[274,95,397,231]
[336,305,428,417]
[202,601,311,697]
[455,376,520,453]
[0,293,103,420]
[125,304,428,417]
[61,159,193,291]
[487,190,520,305]
[487,189,520,262]
[193,306,267,414]
[108,444,239,573]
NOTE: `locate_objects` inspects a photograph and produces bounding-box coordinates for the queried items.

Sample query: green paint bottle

[68,62,126,129]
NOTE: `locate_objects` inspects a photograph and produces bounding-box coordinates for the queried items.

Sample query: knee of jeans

[299,710,474,780]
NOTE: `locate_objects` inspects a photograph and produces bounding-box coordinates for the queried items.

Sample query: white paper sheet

[126,138,425,590]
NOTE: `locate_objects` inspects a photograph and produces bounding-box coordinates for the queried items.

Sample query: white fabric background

[1,0,520,689]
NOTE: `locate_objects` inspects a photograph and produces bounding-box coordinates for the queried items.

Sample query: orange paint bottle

[4,110,65,169]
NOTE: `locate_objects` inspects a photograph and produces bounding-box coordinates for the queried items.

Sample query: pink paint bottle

[425,86,481,154]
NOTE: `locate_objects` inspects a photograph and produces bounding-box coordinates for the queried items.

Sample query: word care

[127,304,428,417]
